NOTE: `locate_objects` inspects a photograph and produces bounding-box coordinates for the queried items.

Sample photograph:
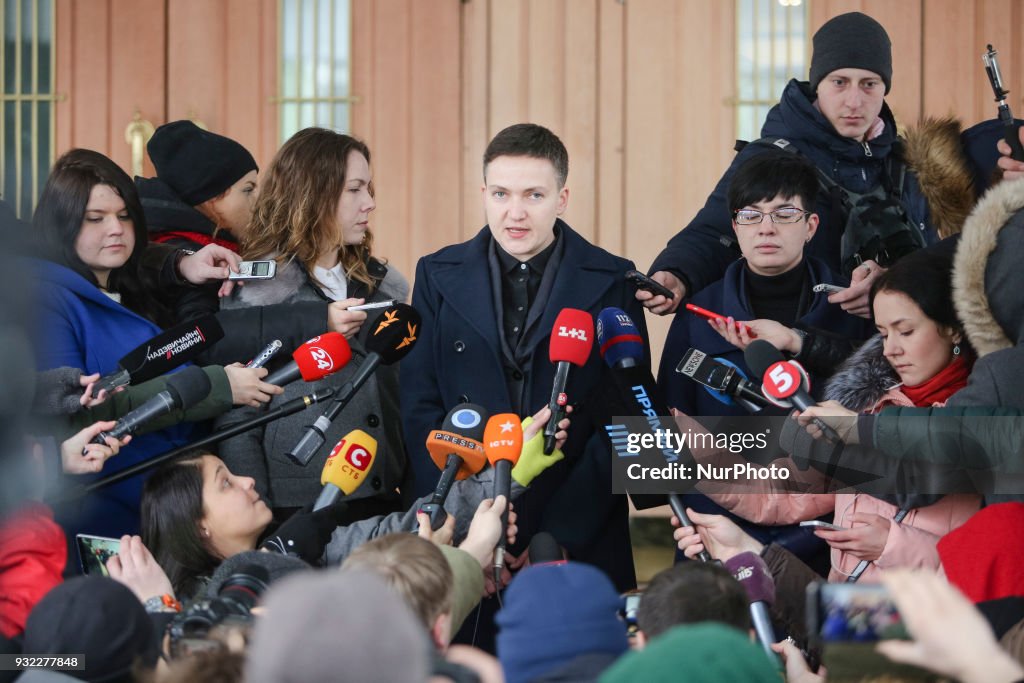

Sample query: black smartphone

[806,582,930,680]
[76,533,121,576]
[625,270,675,300]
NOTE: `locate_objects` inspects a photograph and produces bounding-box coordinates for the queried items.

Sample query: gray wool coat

[215,256,410,510]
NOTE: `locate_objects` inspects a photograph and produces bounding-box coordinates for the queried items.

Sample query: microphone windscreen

[294,332,353,381]
[743,339,785,378]
[441,403,489,442]
[365,303,422,365]
[321,429,378,494]
[528,532,566,565]
[723,551,776,606]
[549,308,594,366]
[164,365,212,410]
[596,307,644,367]
[484,413,523,466]
[119,315,224,383]
[206,551,310,599]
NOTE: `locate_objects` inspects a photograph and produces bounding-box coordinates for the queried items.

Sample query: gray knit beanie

[809,12,892,94]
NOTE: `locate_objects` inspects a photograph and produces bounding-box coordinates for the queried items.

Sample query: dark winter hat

[22,576,157,682]
[496,562,628,683]
[599,623,779,683]
[147,120,257,206]
[809,12,892,94]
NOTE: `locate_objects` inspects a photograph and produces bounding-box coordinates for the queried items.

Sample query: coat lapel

[430,229,503,356]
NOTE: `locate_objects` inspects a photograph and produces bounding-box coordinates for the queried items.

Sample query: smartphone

[806,583,928,680]
[348,299,397,312]
[228,260,277,280]
[684,303,756,337]
[800,520,848,531]
[812,283,846,295]
[76,534,121,576]
[624,270,675,300]
[621,591,643,637]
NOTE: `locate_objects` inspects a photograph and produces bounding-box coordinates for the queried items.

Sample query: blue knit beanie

[496,562,629,683]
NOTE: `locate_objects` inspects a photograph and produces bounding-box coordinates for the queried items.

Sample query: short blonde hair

[342,534,453,629]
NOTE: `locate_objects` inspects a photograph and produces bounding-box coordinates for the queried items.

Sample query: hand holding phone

[625,270,675,300]
[685,303,756,338]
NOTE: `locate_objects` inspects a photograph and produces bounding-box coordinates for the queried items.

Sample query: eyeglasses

[733,208,810,225]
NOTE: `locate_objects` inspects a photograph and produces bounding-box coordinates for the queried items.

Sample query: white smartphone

[228,260,277,280]
[812,283,846,295]
[348,299,397,311]
[800,520,847,531]
[76,533,121,576]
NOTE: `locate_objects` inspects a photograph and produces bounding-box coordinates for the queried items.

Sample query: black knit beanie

[809,12,892,94]
[147,120,258,206]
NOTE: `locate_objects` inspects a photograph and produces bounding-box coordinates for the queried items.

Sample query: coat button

[458,394,469,403]
[454,340,466,353]
[366,414,380,427]
[371,476,382,490]
[512,370,523,381]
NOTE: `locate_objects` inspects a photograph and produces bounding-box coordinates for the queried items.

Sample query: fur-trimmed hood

[823,334,900,411]
[953,177,1024,357]
[903,117,978,240]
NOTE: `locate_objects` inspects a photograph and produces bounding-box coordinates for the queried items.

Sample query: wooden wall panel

[596,0,624,255]
[460,0,490,241]
[562,0,598,243]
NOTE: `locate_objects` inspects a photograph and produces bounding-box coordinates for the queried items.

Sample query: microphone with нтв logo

[94,315,224,394]
[286,304,421,466]
[313,429,378,511]
[544,308,594,454]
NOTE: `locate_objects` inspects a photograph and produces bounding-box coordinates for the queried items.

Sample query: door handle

[124,110,155,177]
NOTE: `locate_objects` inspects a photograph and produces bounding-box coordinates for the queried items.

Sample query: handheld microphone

[264,332,353,387]
[94,315,224,394]
[723,551,781,664]
[594,311,711,561]
[418,404,489,531]
[744,340,840,443]
[90,365,212,445]
[596,307,644,369]
[484,413,523,577]
[544,308,594,454]
[675,347,769,413]
[286,304,421,466]
[527,532,566,566]
[314,429,378,511]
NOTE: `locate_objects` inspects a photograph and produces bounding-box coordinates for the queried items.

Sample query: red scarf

[900,356,970,407]
[152,231,239,252]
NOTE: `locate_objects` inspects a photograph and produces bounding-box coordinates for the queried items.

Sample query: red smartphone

[685,303,756,338]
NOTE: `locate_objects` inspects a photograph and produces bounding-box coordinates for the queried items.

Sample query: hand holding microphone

[62,421,130,475]
[224,363,285,407]
[485,413,523,580]
[418,404,490,531]
[512,406,570,488]
[544,308,594,454]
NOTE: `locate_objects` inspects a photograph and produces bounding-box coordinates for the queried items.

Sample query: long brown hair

[242,128,378,292]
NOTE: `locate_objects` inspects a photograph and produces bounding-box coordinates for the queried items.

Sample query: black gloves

[259,501,348,564]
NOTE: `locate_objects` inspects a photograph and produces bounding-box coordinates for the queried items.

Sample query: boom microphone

[264,332,353,387]
[95,315,224,393]
[90,365,212,445]
[484,413,523,577]
[313,430,378,511]
[675,347,769,413]
[286,304,421,466]
[596,307,644,369]
[418,404,489,530]
[744,340,839,443]
[723,551,781,664]
[544,308,594,454]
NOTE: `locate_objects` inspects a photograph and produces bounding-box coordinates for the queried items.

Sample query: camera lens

[218,564,270,614]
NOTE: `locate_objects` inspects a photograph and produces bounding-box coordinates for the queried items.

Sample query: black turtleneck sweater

[744,262,810,327]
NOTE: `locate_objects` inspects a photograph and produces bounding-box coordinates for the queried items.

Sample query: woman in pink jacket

[678,247,982,582]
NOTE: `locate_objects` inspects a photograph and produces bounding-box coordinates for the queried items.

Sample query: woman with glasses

[658,152,872,419]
